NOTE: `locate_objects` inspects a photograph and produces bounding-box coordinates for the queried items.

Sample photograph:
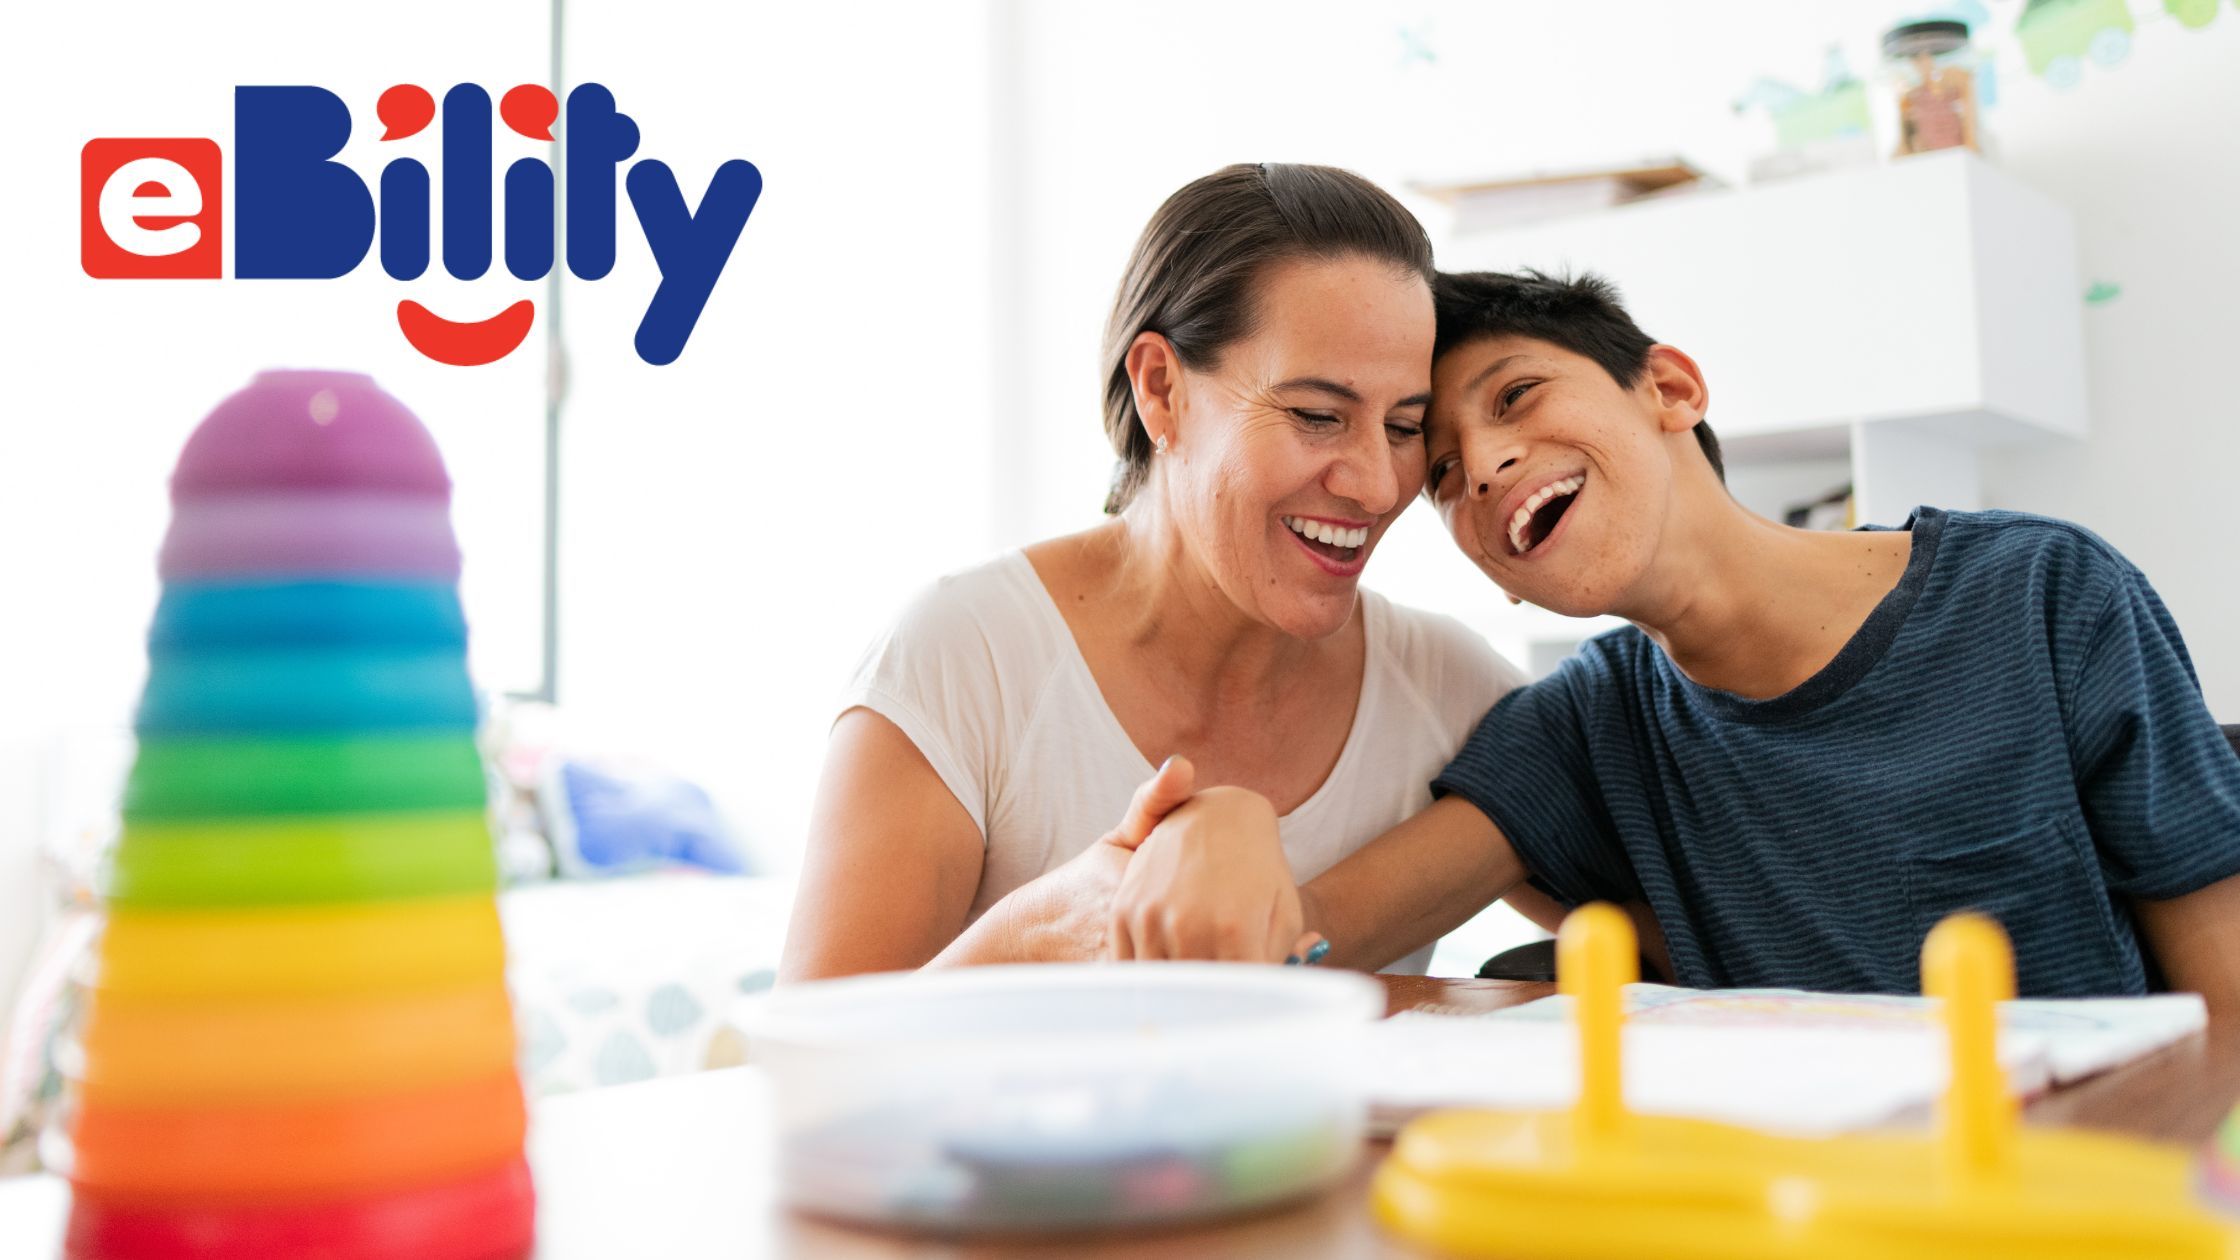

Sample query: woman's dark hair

[1099,163,1436,514]
[1433,268,1724,482]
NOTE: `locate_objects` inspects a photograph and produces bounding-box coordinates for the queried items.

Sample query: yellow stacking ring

[91,895,506,999]
[70,982,518,1105]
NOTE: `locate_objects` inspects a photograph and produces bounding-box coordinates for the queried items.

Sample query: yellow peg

[1557,903,1636,1148]
[1921,911,2018,1192]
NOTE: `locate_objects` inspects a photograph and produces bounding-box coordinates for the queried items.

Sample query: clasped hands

[1088,755,1323,964]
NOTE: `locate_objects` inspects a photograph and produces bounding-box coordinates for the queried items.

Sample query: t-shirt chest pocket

[1904,812,2129,995]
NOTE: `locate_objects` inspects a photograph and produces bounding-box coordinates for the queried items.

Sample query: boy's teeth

[1283,516,1367,550]
[1506,475,1585,555]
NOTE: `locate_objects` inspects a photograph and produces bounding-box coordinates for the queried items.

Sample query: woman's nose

[1329,425,1401,515]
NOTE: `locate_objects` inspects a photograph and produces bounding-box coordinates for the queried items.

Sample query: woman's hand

[1107,784,1312,962]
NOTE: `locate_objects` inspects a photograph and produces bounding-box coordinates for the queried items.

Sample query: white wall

[549,0,1001,862]
[1972,22,2240,717]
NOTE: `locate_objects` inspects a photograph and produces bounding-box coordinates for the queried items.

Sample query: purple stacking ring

[159,493,462,582]
[172,370,451,503]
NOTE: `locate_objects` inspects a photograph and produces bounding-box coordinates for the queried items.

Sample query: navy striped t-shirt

[1433,507,2240,997]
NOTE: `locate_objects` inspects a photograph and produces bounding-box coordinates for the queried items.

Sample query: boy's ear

[1642,344,1709,435]
[1126,331,1183,448]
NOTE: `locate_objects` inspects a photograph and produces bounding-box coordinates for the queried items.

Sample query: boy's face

[1424,334,1693,617]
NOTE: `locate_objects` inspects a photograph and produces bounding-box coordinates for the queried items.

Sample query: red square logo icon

[82,138,223,279]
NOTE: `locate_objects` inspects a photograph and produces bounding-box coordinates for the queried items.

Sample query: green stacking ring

[103,809,498,907]
[123,733,488,820]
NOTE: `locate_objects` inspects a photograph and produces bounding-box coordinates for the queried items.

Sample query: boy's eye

[1426,454,1457,498]
[1499,380,1536,412]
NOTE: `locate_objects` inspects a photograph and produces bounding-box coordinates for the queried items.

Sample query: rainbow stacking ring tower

[57,370,534,1260]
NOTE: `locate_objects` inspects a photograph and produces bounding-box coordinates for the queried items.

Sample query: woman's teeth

[1508,475,1585,555]
[1283,516,1368,550]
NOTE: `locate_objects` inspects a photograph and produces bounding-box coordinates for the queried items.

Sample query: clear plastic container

[746,963,1385,1233]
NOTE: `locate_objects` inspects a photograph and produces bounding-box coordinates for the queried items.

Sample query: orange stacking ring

[66,1156,534,1260]
[71,982,518,1104]
[91,895,506,999]
[67,1071,527,1203]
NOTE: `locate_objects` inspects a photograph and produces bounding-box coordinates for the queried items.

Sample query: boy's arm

[1299,796,1531,971]
[2133,874,2240,1030]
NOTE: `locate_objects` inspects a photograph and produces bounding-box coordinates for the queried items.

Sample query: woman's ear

[1642,344,1710,435]
[1126,331,1182,449]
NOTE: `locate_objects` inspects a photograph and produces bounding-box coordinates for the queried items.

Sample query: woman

[778,163,1527,981]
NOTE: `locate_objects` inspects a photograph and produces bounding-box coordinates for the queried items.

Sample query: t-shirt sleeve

[1431,657,1639,909]
[836,578,1009,838]
[1389,604,1532,752]
[2065,565,2240,900]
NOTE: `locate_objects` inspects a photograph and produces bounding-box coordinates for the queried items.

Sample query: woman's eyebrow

[1271,376,1362,401]
[1272,377,1432,409]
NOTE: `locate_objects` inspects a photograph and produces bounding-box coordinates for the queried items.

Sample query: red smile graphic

[396,299,536,366]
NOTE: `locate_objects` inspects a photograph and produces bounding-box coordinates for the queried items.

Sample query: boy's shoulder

[1910,506,2144,620]
[1920,506,2139,579]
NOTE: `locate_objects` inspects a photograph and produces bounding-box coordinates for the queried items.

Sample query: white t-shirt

[838,550,1527,974]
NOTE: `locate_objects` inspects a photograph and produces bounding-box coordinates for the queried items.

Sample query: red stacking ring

[66,1156,535,1260]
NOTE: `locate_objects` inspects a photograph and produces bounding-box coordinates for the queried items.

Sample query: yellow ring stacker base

[1372,905,2237,1260]
[89,895,507,999]
[69,982,519,1104]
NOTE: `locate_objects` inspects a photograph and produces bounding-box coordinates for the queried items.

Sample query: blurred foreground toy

[56,370,533,1260]
[1374,903,2233,1259]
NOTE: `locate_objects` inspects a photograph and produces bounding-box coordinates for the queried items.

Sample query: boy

[1112,270,2240,1012]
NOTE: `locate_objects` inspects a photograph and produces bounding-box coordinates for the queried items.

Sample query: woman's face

[1158,254,1434,641]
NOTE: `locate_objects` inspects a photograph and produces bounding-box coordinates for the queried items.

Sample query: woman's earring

[1154,434,1169,454]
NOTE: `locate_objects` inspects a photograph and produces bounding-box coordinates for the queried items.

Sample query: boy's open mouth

[1507,474,1584,556]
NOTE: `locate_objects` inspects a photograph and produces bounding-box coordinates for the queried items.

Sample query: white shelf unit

[1418,150,2088,670]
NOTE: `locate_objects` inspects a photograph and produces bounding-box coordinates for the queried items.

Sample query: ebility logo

[81,84,762,366]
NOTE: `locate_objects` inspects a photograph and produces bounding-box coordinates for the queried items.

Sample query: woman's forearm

[924,840,1127,968]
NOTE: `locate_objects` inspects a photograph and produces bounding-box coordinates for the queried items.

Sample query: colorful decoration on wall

[2162,0,2223,30]
[1733,48,1874,149]
[2017,0,2137,89]
[1396,18,1437,69]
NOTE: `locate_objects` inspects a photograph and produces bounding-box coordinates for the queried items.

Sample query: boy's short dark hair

[1433,269,1724,482]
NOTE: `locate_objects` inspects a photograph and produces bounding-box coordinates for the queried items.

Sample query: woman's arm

[778,710,1194,982]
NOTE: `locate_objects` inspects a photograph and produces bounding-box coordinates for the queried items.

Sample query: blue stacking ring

[149,580,469,651]
[135,648,479,735]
